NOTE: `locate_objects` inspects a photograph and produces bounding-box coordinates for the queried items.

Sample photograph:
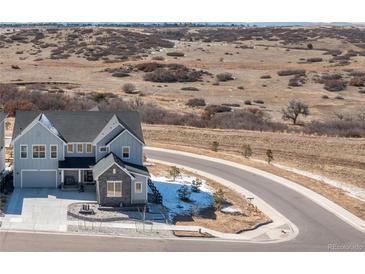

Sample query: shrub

[222,103,240,107]
[307,57,322,63]
[324,79,347,92]
[91,93,106,102]
[277,69,306,76]
[11,65,20,69]
[152,56,165,61]
[288,78,302,87]
[144,67,202,83]
[244,100,252,105]
[168,166,181,181]
[253,99,264,104]
[205,105,231,114]
[181,87,199,91]
[349,77,365,87]
[177,185,191,202]
[281,99,309,125]
[122,83,136,93]
[211,141,219,152]
[216,72,234,82]
[307,43,313,49]
[322,95,330,99]
[260,75,271,79]
[112,72,130,77]
[242,144,253,159]
[213,189,226,210]
[186,98,206,107]
[191,178,203,192]
[335,95,344,100]
[166,51,185,57]
[266,149,274,164]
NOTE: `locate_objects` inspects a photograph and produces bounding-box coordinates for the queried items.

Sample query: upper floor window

[122,146,130,159]
[86,144,93,153]
[67,144,73,153]
[50,145,58,159]
[33,145,46,158]
[77,144,83,153]
[20,145,28,159]
[99,146,108,153]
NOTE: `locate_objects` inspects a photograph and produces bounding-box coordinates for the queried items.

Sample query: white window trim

[99,146,108,153]
[76,143,83,153]
[32,144,46,159]
[67,143,74,153]
[20,144,28,159]
[86,143,93,153]
[50,144,58,159]
[135,182,143,193]
[122,146,130,159]
[106,180,122,197]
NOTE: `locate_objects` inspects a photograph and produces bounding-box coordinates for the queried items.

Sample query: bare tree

[281,99,309,125]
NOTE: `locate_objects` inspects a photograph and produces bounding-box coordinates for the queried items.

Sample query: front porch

[60,169,95,187]
[59,157,96,190]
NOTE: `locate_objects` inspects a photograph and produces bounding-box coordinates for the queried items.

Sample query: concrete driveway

[1,189,96,232]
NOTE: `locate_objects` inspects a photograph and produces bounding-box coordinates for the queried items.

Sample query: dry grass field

[1,25,365,124]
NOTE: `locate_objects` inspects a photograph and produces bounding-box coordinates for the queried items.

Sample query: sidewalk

[67,218,296,242]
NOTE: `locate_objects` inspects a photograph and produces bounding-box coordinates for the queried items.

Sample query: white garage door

[22,170,57,188]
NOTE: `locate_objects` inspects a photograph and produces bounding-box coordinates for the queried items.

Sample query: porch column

[61,170,64,183]
[78,170,81,183]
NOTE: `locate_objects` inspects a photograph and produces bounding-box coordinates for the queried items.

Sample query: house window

[135,182,142,193]
[86,144,93,153]
[122,146,130,159]
[99,146,108,153]
[107,181,122,197]
[113,168,116,174]
[77,144,83,153]
[50,145,58,159]
[33,145,46,158]
[20,145,28,159]
[67,144,73,153]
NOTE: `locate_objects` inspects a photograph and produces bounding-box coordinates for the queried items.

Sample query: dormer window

[99,146,108,153]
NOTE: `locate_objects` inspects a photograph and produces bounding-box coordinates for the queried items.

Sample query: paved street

[1,148,365,251]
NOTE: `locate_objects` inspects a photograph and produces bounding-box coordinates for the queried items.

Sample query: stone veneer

[96,163,131,206]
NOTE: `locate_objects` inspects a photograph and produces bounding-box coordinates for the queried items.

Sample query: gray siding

[13,122,65,188]
[131,174,148,204]
[96,125,123,161]
[109,131,143,166]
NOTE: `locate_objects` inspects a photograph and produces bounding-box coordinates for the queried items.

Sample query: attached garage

[21,170,57,188]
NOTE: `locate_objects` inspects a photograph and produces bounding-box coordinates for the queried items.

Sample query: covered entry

[21,170,57,188]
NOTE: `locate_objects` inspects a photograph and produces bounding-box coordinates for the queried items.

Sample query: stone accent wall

[96,164,132,206]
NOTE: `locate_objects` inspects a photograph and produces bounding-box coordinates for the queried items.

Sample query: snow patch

[151,175,213,220]
[253,159,365,202]
[221,205,242,214]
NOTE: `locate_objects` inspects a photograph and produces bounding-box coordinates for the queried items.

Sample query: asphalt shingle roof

[59,157,96,169]
[93,153,149,178]
[0,112,7,122]
[12,111,144,143]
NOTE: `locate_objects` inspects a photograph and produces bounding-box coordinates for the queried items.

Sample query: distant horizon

[0,22,362,27]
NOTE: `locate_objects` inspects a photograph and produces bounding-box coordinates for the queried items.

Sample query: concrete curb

[148,158,299,243]
[146,147,365,234]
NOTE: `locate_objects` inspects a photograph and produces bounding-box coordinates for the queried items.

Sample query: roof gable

[12,111,144,143]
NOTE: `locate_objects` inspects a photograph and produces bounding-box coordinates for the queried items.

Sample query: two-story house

[11,111,149,206]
